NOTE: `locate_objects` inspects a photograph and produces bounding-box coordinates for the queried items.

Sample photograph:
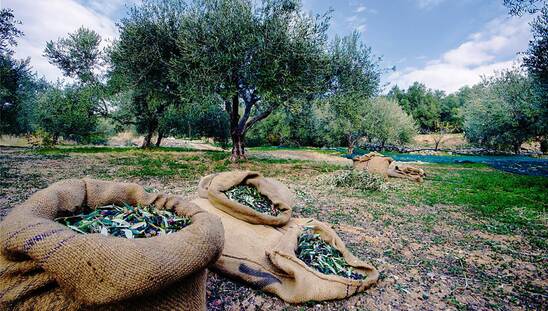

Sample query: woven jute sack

[352,152,393,179]
[387,162,426,183]
[198,171,292,226]
[0,178,224,311]
[193,198,378,303]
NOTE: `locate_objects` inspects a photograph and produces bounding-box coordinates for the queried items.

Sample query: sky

[1,0,534,94]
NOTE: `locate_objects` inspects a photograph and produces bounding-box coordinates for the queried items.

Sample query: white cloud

[415,0,447,9]
[4,0,119,81]
[353,4,377,14]
[345,15,367,33]
[387,16,532,93]
[356,24,366,32]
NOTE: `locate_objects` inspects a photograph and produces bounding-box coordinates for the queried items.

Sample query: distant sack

[0,179,224,311]
[198,171,293,226]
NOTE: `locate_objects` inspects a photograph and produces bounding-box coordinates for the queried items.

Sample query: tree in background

[0,8,37,134]
[160,95,230,147]
[320,32,381,154]
[38,27,106,143]
[171,0,330,160]
[504,0,548,152]
[44,27,103,85]
[110,0,185,147]
[388,82,441,132]
[523,5,548,152]
[35,84,98,144]
[362,97,416,149]
[463,68,538,153]
[503,0,545,15]
[0,9,22,55]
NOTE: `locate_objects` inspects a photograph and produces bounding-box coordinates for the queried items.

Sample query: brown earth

[0,147,546,310]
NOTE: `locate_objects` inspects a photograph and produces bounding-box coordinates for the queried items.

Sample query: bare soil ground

[0,146,546,310]
[249,149,352,165]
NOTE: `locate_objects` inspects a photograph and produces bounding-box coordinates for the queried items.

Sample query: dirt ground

[0,147,546,310]
[249,149,352,165]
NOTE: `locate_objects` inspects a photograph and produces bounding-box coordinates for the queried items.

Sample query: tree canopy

[171,0,330,160]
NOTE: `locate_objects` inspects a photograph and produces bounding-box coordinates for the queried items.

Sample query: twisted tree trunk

[155,131,164,147]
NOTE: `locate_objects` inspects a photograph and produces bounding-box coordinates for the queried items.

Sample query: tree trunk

[434,139,441,151]
[514,143,521,154]
[142,132,153,148]
[155,131,163,147]
[540,136,547,154]
[52,133,59,146]
[347,135,356,155]
[230,132,246,161]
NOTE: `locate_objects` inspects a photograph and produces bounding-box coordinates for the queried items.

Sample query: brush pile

[55,203,191,239]
[224,184,279,216]
[296,227,365,280]
[317,170,386,191]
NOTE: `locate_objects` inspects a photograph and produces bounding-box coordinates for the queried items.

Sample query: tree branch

[243,102,280,134]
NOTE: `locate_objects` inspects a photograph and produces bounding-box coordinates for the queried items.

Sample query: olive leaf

[224,184,279,216]
[296,227,365,280]
[55,203,191,239]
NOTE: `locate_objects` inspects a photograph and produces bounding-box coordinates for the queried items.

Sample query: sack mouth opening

[293,224,372,282]
[53,202,194,240]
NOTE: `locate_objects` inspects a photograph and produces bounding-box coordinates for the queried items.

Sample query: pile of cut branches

[296,227,365,280]
[55,203,191,239]
[224,184,279,216]
[317,170,386,191]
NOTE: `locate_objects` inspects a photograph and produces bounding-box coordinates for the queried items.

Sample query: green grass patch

[33,146,199,154]
[396,163,547,246]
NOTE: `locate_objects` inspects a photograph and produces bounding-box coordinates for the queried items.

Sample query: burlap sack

[193,198,378,303]
[198,171,292,226]
[0,178,224,311]
[352,152,393,179]
[387,162,426,183]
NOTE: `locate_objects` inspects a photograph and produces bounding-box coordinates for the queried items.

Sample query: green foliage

[44,27,103,84]
[316,32,381,152]
[247,101,325,147]
[328,32,380,97]
[171,0,331,158]
[224,184,278,215]
[109,0,185,146]
[0,56,34,134]
[0,8,23,55]
[462,68,538,153]
[362,97,417,147]
[297,227,365,279]
[524,5,548,151]
[161,96,230,147]
[503,0,544,15]
[35,84,99,144]
[317,169,386,191]
[388,82,442,132]
[56,203,191,238]
[0,9,44,135]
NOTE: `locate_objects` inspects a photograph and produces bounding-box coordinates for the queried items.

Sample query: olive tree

[109,0,185,147]
[362,97,416,149]
[35,84,98,144]
[463,68,538,153]
[171,0,330,160]
[44,27,103,85]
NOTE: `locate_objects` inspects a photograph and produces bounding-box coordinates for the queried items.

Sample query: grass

[4,145,547,309]
[377,163,548,248]
[25,146,548,249]
[34,146,198,154]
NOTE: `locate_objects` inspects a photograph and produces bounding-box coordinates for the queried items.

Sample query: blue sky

[3,0,533,93]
